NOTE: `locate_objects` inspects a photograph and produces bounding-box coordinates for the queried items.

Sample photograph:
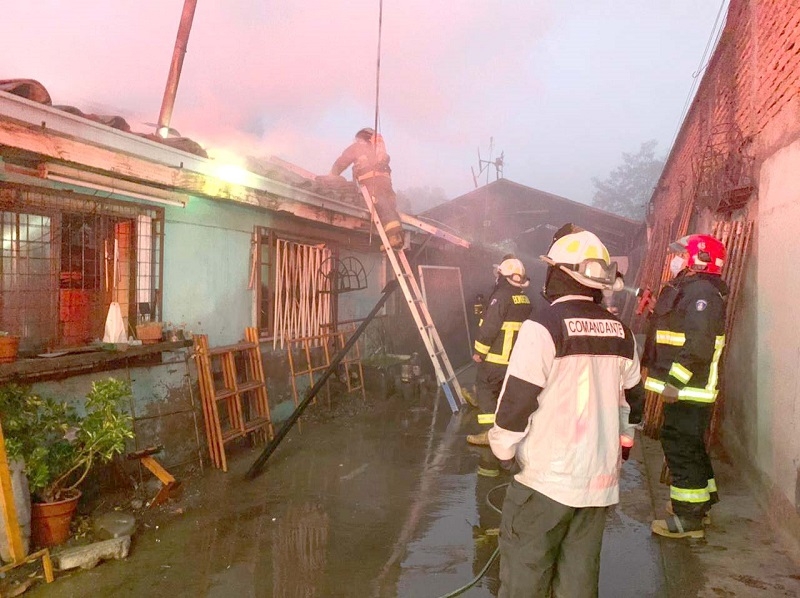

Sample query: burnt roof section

[421,179,642,256]
[1,78,209,158]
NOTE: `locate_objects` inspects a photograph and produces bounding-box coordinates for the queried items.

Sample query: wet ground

[26,368,670,597]
[14,369,800,597]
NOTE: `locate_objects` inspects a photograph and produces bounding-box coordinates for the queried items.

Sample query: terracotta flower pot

[0,336,20,364]
[30,490,81,548]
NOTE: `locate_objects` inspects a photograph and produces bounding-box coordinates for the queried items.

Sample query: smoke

[3,0,551,195]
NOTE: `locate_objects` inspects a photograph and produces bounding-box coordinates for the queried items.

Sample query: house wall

[162,197,260,345]
[28,349,199,480]
[753,139,800,522]
[641,0,800,540]
[17,195,392,483]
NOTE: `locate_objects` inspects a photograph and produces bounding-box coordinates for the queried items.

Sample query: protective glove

[661,384,680,404]
[620,435,634,462]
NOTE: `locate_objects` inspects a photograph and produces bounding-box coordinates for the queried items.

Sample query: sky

[3,1,725,211]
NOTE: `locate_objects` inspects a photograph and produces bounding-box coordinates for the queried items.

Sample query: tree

[591,140,665,220]
[396,186,448,214]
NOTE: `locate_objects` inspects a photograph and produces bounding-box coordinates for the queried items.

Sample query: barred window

[254,226,333,347]
[0,186,163,355]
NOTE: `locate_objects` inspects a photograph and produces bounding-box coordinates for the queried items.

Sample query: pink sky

[4,1,722,208]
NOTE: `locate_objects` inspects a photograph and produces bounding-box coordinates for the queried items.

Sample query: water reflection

[272,502,330,597]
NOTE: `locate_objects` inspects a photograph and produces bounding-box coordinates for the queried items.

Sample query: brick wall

[637,0,800,308]
[640,0,800,535]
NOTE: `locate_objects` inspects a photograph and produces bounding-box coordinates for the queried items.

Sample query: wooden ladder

[358,184,464,413]
[193,328,273,471]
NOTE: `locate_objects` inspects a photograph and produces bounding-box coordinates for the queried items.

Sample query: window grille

[254,227,333,347]
[0,186,164,354]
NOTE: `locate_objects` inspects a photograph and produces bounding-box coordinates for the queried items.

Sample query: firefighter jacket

[331,139,391,181]
[488,295,642,507]
[642,272,728,404]
[473,279,532,366]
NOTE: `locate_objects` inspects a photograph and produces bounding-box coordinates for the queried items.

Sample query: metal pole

[156,0,198,138]
[245,280,399,480]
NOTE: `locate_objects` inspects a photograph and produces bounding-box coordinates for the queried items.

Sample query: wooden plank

[245,328,274,440]
[0,419,24,563]
[192,336,216,469]
[0,340,192,383]
[140,456,176,485]
[193,335,224,470]
[207,342,257,356]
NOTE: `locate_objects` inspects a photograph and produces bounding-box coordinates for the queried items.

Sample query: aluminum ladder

[359,184,465,413]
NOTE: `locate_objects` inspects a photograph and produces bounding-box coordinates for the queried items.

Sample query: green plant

[0,379,134,503]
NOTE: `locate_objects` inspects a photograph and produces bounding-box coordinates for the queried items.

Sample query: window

[0,187,163,355]
[254,227,334,346]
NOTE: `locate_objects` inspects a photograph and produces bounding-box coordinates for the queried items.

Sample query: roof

[421,179,641,255]
[0,83,469,248]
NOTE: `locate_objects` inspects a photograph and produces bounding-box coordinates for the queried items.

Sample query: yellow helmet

[540,231,621,291]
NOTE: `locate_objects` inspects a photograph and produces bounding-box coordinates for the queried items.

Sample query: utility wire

[667,0,729,151]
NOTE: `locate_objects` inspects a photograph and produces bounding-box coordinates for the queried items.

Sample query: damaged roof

[0,79,468,247]
[422,179,640,255]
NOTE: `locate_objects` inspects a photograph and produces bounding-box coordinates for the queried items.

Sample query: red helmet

[669,234,725,275]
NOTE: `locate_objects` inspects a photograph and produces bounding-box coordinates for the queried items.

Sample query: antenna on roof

[471,137,505,188]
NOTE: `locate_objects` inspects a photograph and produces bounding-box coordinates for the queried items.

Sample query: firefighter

[646,234,728,539]
[466,257,532,460]
[488,228,643,597]
[330,127,404,250]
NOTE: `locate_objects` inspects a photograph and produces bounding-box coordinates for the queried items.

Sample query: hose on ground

[435,482,509,598]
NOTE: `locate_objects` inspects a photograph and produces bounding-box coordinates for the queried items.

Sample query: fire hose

[435,482,508,598]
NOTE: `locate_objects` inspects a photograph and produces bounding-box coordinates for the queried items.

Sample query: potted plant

[0,332,20,363]
[0,379,134,548]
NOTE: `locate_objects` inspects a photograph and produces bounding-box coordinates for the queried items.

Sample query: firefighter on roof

[466,257,532,464]
[646,234,728,539]
[330,127,405,250]
[489,227,643,597]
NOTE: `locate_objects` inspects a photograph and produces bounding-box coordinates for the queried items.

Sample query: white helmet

[497,257,529,288]
[540,231,622,291]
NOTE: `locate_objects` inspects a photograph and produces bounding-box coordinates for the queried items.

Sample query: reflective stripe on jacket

[488,295,641,508]
[473,280,532,365]
[642,272,728,404]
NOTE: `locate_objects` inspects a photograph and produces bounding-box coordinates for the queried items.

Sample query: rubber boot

[466,430,490,446]
[461,387,479,408]
[666,500,711,526]
[651,515,704,539]
[477,450,500,478]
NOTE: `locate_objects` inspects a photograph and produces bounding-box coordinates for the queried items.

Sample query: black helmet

[356,127,375,141]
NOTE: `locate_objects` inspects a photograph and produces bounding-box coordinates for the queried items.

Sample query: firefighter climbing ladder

[358,184,465,413]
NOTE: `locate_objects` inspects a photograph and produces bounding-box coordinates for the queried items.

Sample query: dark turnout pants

[660,402,716,521]
[499,480,608,598]
[476,361,507,421]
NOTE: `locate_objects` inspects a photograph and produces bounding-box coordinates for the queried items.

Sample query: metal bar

[245,279,399,480]
[156,0,199,138]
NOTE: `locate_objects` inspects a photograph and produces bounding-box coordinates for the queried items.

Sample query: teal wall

[162,197,266,345]
[161,197,387,347]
